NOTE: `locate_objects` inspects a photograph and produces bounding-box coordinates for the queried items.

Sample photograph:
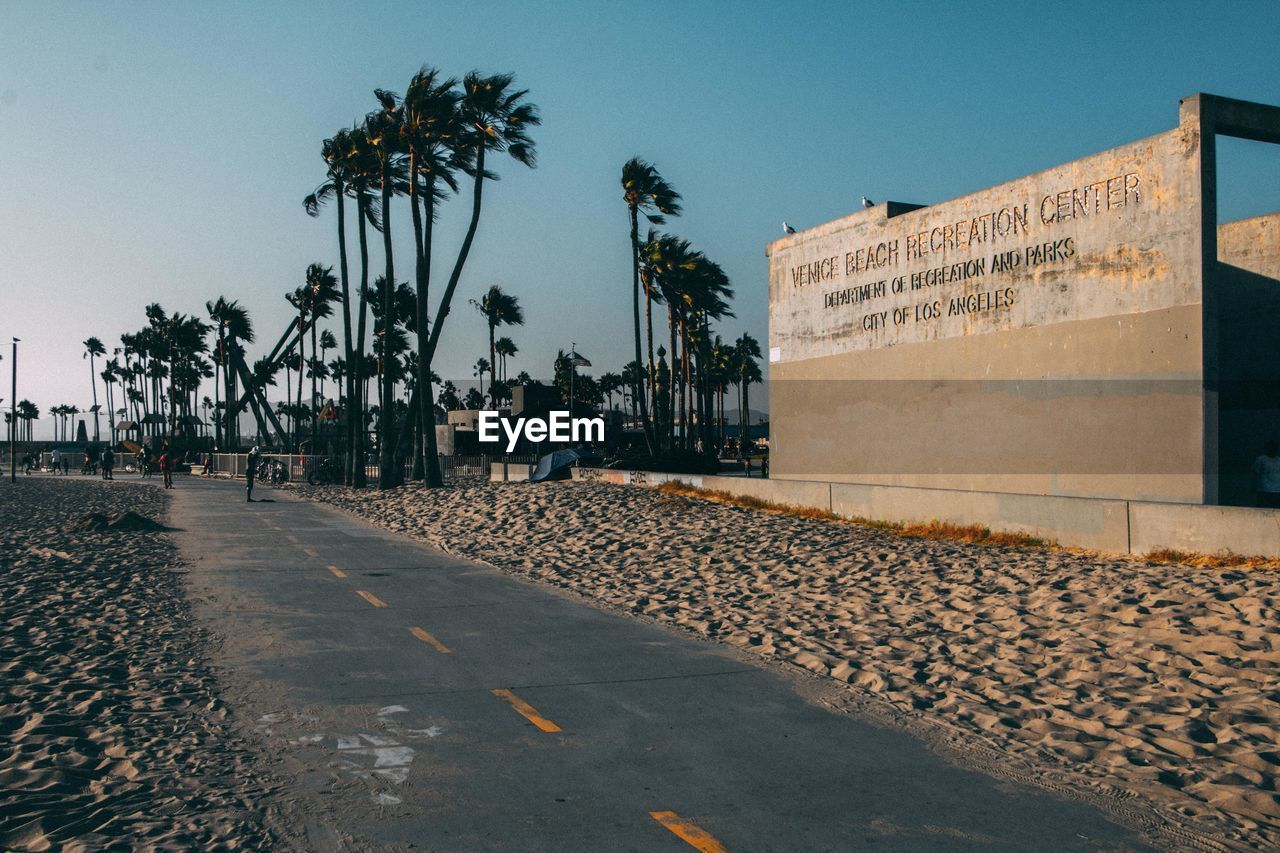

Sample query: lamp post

[9,338,18,483]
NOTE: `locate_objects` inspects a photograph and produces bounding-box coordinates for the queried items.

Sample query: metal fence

[208,453,536,484]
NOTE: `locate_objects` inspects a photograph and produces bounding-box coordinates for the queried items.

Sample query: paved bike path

[169,477,1148,851]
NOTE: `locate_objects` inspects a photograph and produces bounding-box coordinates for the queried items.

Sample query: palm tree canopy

[458,71,541,171]
[622,157,682,224]
[471,285,524,328]
[207,297,255,345]
[494,336,518,358]
[83,337,106,358]
[403,67,469,199]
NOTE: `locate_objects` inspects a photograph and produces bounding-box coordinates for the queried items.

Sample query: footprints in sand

[252,704,446,804]
[1,480,275,849]
[305,479,1280,848]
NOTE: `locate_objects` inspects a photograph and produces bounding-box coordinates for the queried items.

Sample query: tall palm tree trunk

[376,160,398,488]
[296,309,305,451]
[88,354,100,443]
[333,182,356,483]
[409,166,441,485]
[409,145,487,483]
[487,322,497,400]
[668,306,678,449]
[628,207,655,453]
[310,320,318,452]
[352,195,372,487]
[644,282,657,448]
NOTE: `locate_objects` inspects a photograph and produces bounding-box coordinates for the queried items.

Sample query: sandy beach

[302,478,1280,849]
[0,478,279,849]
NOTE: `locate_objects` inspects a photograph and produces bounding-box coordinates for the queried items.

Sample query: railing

[207,453,536,484]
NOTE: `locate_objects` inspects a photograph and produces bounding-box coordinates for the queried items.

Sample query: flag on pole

[569,350,591,367]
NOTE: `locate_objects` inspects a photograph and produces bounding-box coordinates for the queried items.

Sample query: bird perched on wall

[861,196,875,208]
[782,221,797,234]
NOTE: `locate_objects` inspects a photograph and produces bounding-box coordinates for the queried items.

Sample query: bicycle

[307,457,343,485]
[256,458,289,485]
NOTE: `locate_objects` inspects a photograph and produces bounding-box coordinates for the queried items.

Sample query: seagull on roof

[782,221,797,234]
[861,196,875,208]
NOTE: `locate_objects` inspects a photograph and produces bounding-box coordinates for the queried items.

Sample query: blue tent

[529,447,602,482]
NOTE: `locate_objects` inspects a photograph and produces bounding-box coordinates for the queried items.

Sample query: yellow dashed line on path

[356,590,387,608]
[649,811,730,853]
[492,689,561,733]
[408,626,452,654]
[327,565,347,578]
[302,546,318,558]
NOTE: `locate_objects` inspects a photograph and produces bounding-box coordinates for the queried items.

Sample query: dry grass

[652,480,1280,568]
[1144,548,1280,570]
[655,480,1053,549]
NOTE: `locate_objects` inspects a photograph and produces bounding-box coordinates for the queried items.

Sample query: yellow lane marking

[492,689,561,733]
[356,590,387,608]
[302,546,319,558]
[649,811,730,853]
[408,626,452,654]
[327,565,347,578]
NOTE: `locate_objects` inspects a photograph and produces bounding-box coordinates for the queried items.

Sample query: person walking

[245,446,260,502]
[50,448,61,475]
[159,442,174,489]
[102,446,114,480]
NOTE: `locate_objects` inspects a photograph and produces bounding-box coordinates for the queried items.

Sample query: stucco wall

[767,107,1207,502]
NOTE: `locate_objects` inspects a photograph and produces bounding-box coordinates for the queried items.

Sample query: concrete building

[767,94,1280,507]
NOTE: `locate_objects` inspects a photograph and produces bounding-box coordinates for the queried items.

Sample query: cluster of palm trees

[621,158,762,455]
[89,307,213,446]
[5,400,41,442]
[470,284,523,406]
[305,66,540,489]
[45,66,765,483]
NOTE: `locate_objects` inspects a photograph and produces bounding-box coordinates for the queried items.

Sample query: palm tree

[645,232,698,447]
[364,90,409,487]
[473,357,490,403]
[19,400,39,442]
[350,127,385,485]
[734,332,763,454]
[293,264,340,450]
[495,336,517,382]
[318,329,337,400]
[207,297,254,448]
[329,357,346,407]
[437,380,461,411]
[621,157,681,453]
[307,127,382,483]
[403,68,466,484]
[470,285,523,391]
[599,371,622,413]
[101,357,120,443]
[83,337,106,442]
[419,72,539,482]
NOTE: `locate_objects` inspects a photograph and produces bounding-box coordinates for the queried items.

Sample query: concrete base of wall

[482,466,1280,559]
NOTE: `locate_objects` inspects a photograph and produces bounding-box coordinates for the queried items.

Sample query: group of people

[19,442,178,486]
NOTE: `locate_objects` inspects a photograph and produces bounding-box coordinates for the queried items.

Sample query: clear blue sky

[2,0,1278,438]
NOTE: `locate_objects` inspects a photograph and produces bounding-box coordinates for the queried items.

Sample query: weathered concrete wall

[1129,500,1280,557]
[767,101,1208,503]
[830,483,1130,553]
[557,467,1280,557]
